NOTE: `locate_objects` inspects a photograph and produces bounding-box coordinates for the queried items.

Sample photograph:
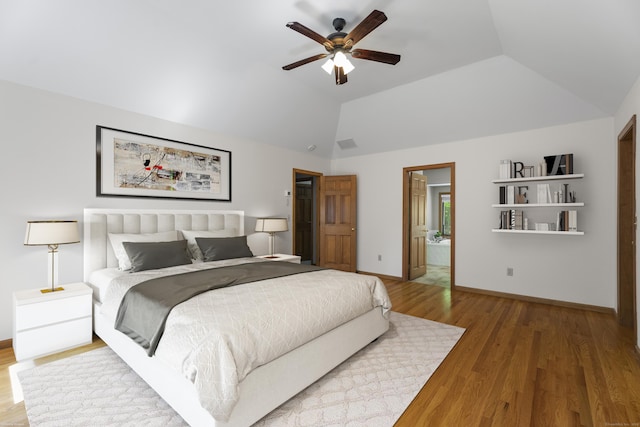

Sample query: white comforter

[100,258,391,421]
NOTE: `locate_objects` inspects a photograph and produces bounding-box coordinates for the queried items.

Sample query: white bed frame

[84,208,389,427]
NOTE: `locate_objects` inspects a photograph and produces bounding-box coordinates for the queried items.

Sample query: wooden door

[295,182,314,262]
[409,172,427,280]
[617,115,637,331]
[319,175,357,272]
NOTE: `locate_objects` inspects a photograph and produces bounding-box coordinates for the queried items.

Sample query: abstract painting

[97,126,231,201]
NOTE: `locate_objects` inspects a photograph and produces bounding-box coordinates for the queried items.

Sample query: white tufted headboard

[83,208,244,281]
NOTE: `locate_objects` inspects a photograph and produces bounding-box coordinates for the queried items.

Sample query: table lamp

[255,218,288,258]
[24,220,80,293]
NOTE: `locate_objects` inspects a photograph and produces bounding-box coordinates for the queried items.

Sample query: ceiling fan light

[321,58,334,74]
[342,59,355,75]
[333,51,348,67]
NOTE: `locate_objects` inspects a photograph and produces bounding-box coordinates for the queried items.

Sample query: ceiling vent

[336,138,358,150]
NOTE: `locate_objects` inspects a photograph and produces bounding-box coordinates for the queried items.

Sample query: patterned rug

[18,312,464,427]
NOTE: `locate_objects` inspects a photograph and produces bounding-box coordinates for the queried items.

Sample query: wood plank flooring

[1,280,639,426]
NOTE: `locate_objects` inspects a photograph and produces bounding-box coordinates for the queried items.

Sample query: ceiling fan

[282,10,401,85]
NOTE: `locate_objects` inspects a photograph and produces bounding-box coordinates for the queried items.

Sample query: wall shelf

[492,229,584,235]
[491,202,584,208]
[492,173,584,184]
[493,167,583,235]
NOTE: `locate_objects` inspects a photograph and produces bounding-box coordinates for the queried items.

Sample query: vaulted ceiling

[1,0,639,158]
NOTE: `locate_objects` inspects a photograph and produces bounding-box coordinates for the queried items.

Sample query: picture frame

[96,126,231,201]
[523,166,534,178]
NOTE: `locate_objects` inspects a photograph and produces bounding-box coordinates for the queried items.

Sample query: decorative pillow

[196,236,254,262]
[180,229,238,261]
[108,230,179,270]
[122,240,191,273]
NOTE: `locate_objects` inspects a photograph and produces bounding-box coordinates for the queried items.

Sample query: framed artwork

[96,126,231,201]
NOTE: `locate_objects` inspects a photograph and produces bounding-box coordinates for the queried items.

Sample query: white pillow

[108,230,179,270]
[180,229,237,261]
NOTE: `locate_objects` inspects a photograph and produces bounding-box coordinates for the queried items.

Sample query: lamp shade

[24,220,80,246]
[255,218,288,233]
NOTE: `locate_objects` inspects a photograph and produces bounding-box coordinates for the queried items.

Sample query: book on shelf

[500,211,509,229]
[499,186,506,204]
[499,160,512,179]
[537,183,552,204]
[511,209,523,230]
[507,185,515,204]
[500,209,523,230]
[569,210,577,231]
[556,210,578,232]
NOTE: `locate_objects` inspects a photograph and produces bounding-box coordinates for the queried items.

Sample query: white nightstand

[13,282,93,361]
[256,253,302,264]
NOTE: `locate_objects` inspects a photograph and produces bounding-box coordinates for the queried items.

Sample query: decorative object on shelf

[96,126,232,201]
[544,153,574,175]
[255,218,289,258]
[24,220,80,293]
[516,186,528,204]
[523,166,534,178]
[513,162,525,178]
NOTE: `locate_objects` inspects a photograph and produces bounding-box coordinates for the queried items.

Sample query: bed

[84,208,391,427]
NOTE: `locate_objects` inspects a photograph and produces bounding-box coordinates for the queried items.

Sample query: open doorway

[402,163,455,289]
[292,169,321,265]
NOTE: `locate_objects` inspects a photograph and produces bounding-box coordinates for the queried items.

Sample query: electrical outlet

[378,254,382,261]
[507,267,514,276]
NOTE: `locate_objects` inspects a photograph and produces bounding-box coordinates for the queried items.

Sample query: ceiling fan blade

[344,10,387,47]
[282,53,329,70]
[334,66,348,85]
[351,49,401,65]
[286,22,334,50]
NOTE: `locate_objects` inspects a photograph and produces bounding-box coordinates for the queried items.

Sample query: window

[439,192,451,237]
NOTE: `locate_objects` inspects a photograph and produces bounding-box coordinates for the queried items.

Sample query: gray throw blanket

[115,261,324,356]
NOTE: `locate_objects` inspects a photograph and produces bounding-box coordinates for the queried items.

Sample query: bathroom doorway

[402,163,455,289]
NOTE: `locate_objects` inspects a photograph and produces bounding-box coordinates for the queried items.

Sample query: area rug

[18,312,464,427]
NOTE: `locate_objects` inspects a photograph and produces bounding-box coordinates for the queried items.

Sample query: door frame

[292,169,322,263]
[402,162,456,288]
[617,115,637,336]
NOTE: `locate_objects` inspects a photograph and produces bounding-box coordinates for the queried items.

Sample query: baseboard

[0,338,12,350]
[455,285,615,315]
[356,271,402,282]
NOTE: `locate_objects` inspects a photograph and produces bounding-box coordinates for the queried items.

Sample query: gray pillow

[122,240,192,272]
[196,236,254,262]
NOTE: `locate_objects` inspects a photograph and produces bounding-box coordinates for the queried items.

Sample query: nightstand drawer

[14,316,92,361]
[15,293,92,331]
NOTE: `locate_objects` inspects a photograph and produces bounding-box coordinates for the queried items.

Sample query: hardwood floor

[1,280,638,426]
[387,280,640,427]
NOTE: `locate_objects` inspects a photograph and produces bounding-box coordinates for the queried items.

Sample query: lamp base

[40,286,65,294]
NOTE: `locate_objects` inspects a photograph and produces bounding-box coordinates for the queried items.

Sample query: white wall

[615,75,640,348]
[332,118,616,309]
[0,80,330,341]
